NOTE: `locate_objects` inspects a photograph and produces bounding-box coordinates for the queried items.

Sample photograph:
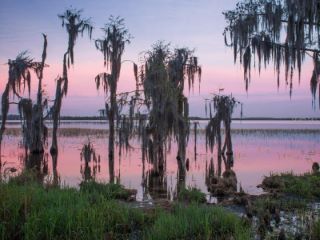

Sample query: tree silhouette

[224,0,320,107]
[50,8,93,154]
[94,16,132,173]
[0,35,48,154]
[205,94,241,176]
[140,42,201,175]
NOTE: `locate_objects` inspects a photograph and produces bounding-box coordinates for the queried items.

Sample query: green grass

[0,182,148,240]
[0,181,252,240]
[80,180,136,201]
[145,204,251,240]
[253,196,308,214]
[312,220,320,240]
[177,187,206,204]
[262,172,320,199]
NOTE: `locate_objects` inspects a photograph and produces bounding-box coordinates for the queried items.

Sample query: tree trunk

[30,104,44,154]
[108,66,117,182]
[223,118,233,167]
[217,125,222,177]
[52,153,59,186]
[50,79,63,155]
[0,84,10,149]
[176,95,186,175]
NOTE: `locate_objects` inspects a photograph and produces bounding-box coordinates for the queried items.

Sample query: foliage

[177,187,206,203]
[0,182,251,240]
[58,8,93,66]
[140,42,201,173]
[0,182,146,240]
[205,94,241,177]
[224,0,320,105]
[94,16,133,164]
[0,35,48,154]
[51,8,93,154]
[312,220,320,240]
[144,204,252,240]
[261,172,320,199]
[79,181,135,201]
[205,94,241,153]
[253,196,308,214]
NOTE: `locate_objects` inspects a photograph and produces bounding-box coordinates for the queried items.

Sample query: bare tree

[50,8,93,154]
[224,0,320,106]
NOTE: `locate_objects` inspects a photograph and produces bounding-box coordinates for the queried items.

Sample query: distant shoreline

[190,117,320,121]
[1,115,319,121]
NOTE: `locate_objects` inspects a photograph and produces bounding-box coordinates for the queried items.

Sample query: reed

[0,180,251,240]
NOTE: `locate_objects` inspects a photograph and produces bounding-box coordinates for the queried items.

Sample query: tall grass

[262,172,320,199]
[145,204,251,240]
[0,182,147,240]
[0,181,251,239]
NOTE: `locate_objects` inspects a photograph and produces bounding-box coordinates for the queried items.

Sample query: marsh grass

[145,204,252,240]
[312,220,320,239]
[0,182,147,240]
[254,196,308,213]
[2,128,108,138]
[79,180,136,201]
[178,187,206,204]
[262,172,320,199]
[0,180,252,240]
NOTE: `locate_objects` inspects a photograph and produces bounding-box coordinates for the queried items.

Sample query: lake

[1,120,319,202]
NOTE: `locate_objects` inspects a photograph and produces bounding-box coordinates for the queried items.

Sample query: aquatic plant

[50,8,93,154]
[0,182,252,240]
[260,171,320,199]
[145,204,252,240]
[224,0,320,106]
[177,187,206,204]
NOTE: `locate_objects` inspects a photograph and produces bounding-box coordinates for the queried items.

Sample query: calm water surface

[1,120,319,201]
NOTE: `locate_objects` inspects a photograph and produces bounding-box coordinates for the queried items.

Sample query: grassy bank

[0,180,251,240]
[253,170,320,239]
[261,171,320,199]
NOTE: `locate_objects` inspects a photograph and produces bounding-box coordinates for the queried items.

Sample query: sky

[0,0,318,118]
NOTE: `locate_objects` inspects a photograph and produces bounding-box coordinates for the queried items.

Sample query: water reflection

[144,168,169,200]
[80,141,101,182]
[1,127,319,201]
[24,153,48,182]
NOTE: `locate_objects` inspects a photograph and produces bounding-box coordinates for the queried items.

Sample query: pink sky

[0,0,318,117]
